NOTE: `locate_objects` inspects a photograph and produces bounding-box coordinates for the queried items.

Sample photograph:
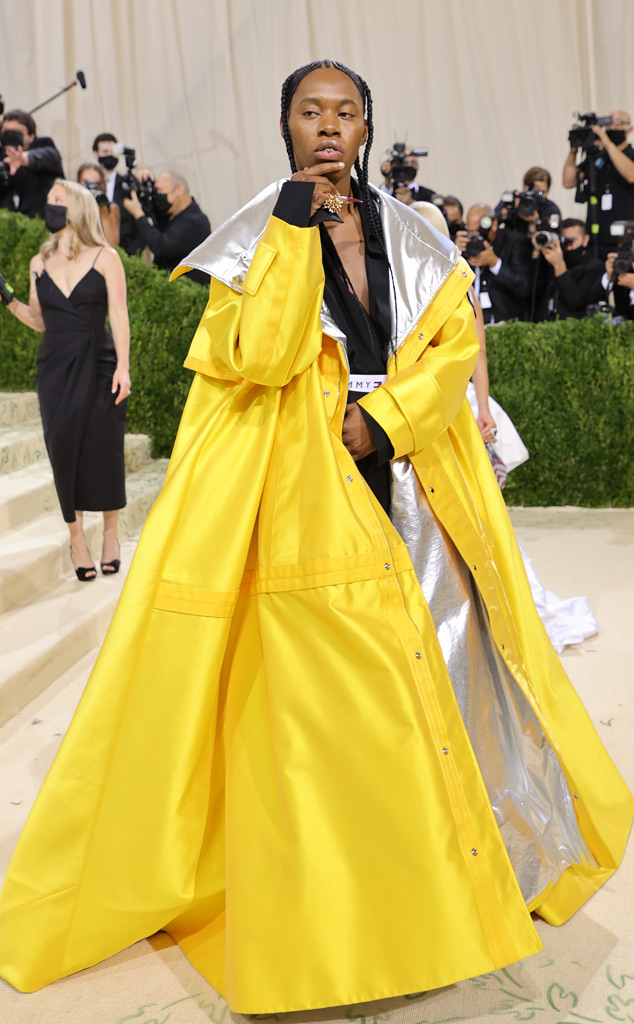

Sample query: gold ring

[323,193,344,215]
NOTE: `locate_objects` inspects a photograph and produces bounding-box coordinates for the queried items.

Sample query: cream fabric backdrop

[1,0,633,229]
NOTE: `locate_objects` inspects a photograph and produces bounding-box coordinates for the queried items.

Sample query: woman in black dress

[0,178,130,579]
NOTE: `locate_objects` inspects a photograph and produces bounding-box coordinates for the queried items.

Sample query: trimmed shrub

[1,209,633,503]
[486,317,634,507]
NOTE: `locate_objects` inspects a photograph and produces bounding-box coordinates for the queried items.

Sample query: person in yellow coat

[0,60,631,1014]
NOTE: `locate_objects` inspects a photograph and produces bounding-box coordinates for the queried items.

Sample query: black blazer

[531,254,606,321]
[134,199,211,284]
[0,136,64,219]
[476,227,532,323]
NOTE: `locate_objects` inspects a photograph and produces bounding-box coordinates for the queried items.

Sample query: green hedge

[0,209,205,457]
[1,209,633,504]
[486,317,634,506]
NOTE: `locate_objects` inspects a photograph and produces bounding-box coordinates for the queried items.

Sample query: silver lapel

[174,180,461,357]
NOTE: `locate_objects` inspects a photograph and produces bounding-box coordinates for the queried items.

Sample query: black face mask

[564,246,585,269]
[607,129,626,146]
[153,192,171,215]
[45,203,68,233]
[98,154,118,172]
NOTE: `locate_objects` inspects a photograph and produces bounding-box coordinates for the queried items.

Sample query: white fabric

[2,0,634,228]
[518,544,599,654]
[105,171,116,203]
[466,382,529,472]
[466,382,598,652]
[348,374,387,392]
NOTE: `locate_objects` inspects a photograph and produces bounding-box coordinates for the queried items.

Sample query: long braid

[280,60,399,354]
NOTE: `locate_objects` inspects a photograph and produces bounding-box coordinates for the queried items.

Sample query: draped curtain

[1,0,633,229]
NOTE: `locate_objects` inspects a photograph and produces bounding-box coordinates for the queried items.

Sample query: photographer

[603,222,634,320]
[456,203,532,323]
[442,195,464,238]
[77,162,120,247]
[379,145,437,206]
[563,109,634,258]
[495,166,561,233]
[123,171,211,284]
[92,132,143,255]
[0,109,64,219]
[532,218,605,320]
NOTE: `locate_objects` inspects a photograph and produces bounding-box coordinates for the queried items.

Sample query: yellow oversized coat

[0,183,630,1013]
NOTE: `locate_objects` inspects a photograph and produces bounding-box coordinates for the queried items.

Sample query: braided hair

[280,60,399,356]
[280,60,386,255]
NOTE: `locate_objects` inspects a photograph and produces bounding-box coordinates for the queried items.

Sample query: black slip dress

[35,248,127,523]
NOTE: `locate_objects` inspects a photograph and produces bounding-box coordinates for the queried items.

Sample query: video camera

[610,220,634,276]
[386,142,429,190]
[568,112,612,152]
[113,143,155,215]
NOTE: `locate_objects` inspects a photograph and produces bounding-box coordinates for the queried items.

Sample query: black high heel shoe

[70,544,97,582]
[101,540,121,576]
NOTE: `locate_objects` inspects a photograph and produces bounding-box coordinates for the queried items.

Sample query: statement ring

[322,193,345,215]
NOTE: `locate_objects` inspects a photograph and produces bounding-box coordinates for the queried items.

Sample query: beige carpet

[0,507,632,1024]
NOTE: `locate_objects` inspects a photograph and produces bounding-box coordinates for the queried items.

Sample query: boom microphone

[29,70,88,115]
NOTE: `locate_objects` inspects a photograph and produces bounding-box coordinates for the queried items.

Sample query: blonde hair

[410,201,450,237]
[41,178,108,260]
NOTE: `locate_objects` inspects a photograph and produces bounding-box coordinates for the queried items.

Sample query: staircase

[0,392,168,728]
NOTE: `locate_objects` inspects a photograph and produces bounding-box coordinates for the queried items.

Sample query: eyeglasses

[611,119,631,127]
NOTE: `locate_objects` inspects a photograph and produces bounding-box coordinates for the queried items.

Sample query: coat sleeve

[185,214,325,387]
[357,293,479,459]
[556,262,605,312]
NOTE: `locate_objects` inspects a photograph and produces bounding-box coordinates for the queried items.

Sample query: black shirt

[0,136,64,219]
[134,199,211,284]
[272,180,395,513]
[575,145,634,251]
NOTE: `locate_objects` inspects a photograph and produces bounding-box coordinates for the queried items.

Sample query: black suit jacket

[531,253,606,321]
[134,198,211,285]
[475,227,532,323]
[0,136,64,219]
[111,173,144,255]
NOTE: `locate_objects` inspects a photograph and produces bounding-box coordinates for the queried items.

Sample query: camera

[498,187,546,229]
[464,214,494,258]
[0,128,25,185]
[82,181,110,208]
[517,188,545,219]
[568,112,612,151]
[610,220,634,276]
[534,229,561,248]
[385,142,428,189]
[113,143,155,213]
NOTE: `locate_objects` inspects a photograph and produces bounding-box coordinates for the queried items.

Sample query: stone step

[0,644,98,876]
[0,423,155,479]
[0,391,40,428]
[0,462,58,536]
[0,437,161,537]
[0,424,47,477]
[0,541,137,729]
[0,459,168,613]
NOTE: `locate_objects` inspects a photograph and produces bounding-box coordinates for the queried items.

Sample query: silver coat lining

[390,458,596,904]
